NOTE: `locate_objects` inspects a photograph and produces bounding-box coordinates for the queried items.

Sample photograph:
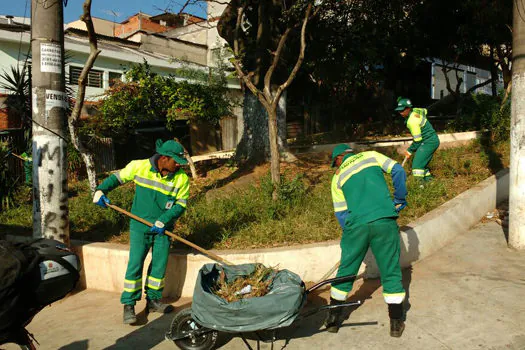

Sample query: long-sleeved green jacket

[97,155,189,232]
[406,108,437,154]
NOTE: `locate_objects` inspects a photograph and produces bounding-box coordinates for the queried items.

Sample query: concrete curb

[72,168,509,298]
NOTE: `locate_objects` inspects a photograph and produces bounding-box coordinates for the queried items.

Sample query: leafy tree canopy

[87,60,233,139]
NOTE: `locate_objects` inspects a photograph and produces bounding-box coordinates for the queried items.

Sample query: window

[69,66,103,88]
[109,72,122,87]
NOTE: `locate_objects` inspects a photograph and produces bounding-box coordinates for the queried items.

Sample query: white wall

[431,60,503,99]
[0,28,214,101]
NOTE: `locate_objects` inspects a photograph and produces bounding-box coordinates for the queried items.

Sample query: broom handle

[10,152,26,161]
[317,261,340,283]
[107,203,235,266]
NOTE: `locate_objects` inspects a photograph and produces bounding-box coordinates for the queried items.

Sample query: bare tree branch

[234,5,244,57]
[263,28,291,101]
[466,77,495,94]
[273,3,313,107]
[68,0,102,193]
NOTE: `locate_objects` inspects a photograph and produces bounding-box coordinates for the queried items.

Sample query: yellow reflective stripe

[383,292,406,304]
[146,276,165,290]
[372,152,396,173]
[330,286,349,301]
[134,175,176,193]
[412,134,423,141]
[124,278,142,292]
[413,108,428,127]
[331,174,346,211]
[338,158,378,189]
[175,179,190,202]
[412,169,425,177]
[176,199,188,208]
[333,201,347,210]
[407,112,422,141]
[424,170,432,177]
[114,172,123,184]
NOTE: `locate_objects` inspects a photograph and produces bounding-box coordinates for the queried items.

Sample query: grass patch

[0,140,509,249]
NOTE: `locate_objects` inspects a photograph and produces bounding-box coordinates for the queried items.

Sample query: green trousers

[120,227,171,305]
[412,135,440,178]
[331,218,405,304]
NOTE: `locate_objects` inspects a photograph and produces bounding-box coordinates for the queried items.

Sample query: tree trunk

[235,91,294,164]
[268,107,280,199]
[235,92,269,163]
[69,133,97,193]
[69,0,101,194]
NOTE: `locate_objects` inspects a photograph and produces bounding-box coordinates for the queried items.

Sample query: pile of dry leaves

[213,265,277,302]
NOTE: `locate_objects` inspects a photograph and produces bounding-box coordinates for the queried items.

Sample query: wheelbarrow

[165,263,360,350]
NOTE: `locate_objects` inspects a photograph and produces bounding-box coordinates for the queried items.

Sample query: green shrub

[0,141,22,210]
[450,92,510,141]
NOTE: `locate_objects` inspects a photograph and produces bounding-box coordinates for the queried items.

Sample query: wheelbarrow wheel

[167,308,218,350]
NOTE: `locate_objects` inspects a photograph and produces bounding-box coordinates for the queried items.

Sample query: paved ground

[3,221,525,350]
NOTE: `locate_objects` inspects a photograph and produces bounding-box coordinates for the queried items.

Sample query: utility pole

[31,0,70,245]
[509,0,525,250]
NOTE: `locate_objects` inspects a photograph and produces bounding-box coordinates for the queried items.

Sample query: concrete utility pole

[31,0,70,245]
[509,0,525,250]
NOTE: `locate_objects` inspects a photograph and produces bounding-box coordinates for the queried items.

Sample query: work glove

[404,151,412,158]
[93,190,110,208]
[150,221,166,236]
[393,198,407,213]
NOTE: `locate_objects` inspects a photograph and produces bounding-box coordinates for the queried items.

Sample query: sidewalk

[4,221,525,350]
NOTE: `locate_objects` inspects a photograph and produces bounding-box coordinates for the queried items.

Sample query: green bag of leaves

[191,263,305,332]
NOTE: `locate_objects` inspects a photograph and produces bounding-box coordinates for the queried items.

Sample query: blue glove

[150,221,166,236]
[393,198,407,213]
[93,190,110,208]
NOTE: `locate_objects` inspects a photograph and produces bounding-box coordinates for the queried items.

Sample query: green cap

[331,144,352,167]
[395,98,413,111]
[155,139,188,165]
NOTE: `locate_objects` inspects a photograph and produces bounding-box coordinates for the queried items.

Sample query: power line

[17,0,30,62]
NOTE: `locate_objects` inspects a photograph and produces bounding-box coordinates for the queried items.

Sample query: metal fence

[89,137,117,174]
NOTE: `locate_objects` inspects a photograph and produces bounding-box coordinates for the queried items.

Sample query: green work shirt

[97,155,190,232]
[406,108,437,154]
[333,151,398,229]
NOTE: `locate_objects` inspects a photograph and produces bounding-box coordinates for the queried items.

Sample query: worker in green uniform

[93,139,190,324]
[20,152,32,186]
[395,98,440,181]
[326,144,408,337]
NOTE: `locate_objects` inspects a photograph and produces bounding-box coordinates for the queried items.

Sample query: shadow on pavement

[58,339,89,350]
[102,302,190,350]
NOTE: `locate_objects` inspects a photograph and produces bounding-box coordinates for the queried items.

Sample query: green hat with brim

[331,144,353,167]
[155,139,188,165]
[395,98,413,111]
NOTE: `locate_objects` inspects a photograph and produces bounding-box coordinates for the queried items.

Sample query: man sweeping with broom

[327,144,408,337]
[92,139,190,324]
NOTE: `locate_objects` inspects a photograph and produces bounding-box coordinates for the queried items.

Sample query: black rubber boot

[123,305,137,325]
[388,303,405,337]
[147,299,174,314]
[324,298,345,333]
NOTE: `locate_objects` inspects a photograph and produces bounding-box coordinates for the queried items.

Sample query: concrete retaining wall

[291,131,485,154]
[73,168,509,298]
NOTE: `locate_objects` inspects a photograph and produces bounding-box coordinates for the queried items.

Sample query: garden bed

[0,140,509,250]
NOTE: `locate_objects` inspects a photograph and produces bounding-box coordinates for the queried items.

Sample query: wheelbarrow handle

[306,274,357,294]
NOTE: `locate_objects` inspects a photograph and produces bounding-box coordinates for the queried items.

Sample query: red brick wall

[114,15,169,37]
[0,95,23,130]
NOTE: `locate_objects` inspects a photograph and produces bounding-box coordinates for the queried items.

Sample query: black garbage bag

[0,238,81,346]
[191,263,305,332]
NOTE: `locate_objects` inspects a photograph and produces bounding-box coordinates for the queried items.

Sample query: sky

[0,0,207,23]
